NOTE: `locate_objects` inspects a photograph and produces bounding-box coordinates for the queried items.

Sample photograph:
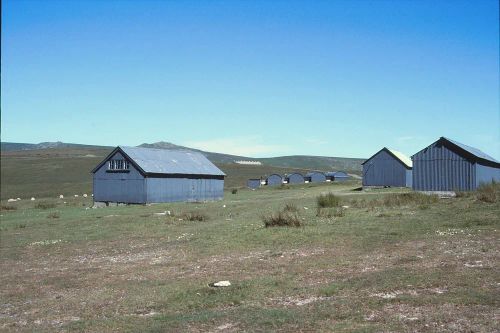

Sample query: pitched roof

[362,147,412,169]
[92,146,225,176]
[442,137,499,164]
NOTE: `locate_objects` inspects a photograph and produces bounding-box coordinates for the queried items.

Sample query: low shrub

[1,205,17,211]
[47,212,60,219]
[317,193,341,208]
[35,202,56,210]
[180,211,208,221]
[263,211,302,228]
[231,188,238,194]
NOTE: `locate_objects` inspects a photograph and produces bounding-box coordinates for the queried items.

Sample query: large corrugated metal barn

[412,137,500,191]
[92,146,225,203]
[247,179,261,189]
[362,148,412,187]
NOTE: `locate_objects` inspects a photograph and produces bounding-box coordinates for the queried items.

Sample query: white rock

[16,198,21,201]
[303,207,309,210]
[83,194,88,198]
[59,195,64,199]
[223,205,226,208]
[74,195,79,198]
[91,194,94,197]
[7,198,16,202]
[342,205,350,209]
[212,281,231,287]
[31,197,36,201]
[167,210,171,215]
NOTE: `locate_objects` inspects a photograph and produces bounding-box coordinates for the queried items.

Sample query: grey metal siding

[247,179,261,189]
[412,143,475,191]
[93,152,146,203]
[405,169,413,188]
[475,163,500,187]
[146,177,224,202]
[266,174,282,186]
[307,172,326,183]
[363,150,408,187]
[286,173,304,184]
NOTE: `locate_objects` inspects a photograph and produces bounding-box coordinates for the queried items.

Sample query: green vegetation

[1,182,499,332]
[316,192,341,208]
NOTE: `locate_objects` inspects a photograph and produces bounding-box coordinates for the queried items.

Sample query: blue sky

[2,0,499,158]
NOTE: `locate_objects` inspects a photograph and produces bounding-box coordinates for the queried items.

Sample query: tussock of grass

[1,205,17,211]
[476,182,498,203]
[231,188,238,194]
[316,193,340,208]
[316,207,345,218]
[263,211,302,228]
[35,202,57,209]
[180,212,208,222]
[283,203,299,212]
[47,212,60,219]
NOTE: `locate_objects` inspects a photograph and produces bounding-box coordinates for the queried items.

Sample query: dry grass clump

[180,211,208,222]
[263,206,302,228]
[1,205,17,211]
[283,203,299,212]
[47,212,60,219]
[316,193,341,208]
[316,207,345,218]
[35,202,57,210]
[476,182,498,203]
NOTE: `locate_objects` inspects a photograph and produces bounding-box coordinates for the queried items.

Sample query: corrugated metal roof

[386,148,413,168]
[443,137,499,164]
[120,146,225,176]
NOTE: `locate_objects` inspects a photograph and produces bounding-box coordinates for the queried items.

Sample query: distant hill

[2,140,364,173]
[1,141,112,151]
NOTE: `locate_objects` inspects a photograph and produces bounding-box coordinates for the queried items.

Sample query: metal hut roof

[363,147,412,169]
[92,146,226,176]
[412,137,500,168]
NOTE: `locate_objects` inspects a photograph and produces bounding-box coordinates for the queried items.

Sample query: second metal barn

[362,148,412,187]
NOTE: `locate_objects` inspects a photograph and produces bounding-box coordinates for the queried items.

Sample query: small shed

[247,178,261,189]
[284,173,304,184]
[266,174,283,186]
[304,172,326,183]
[412,137,500,191]
[92,146,225,203]
[362,148,412,187]
[326,171,351,182]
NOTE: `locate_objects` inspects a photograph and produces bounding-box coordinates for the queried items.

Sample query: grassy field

[0,148,315,200]
[1,181,499,332]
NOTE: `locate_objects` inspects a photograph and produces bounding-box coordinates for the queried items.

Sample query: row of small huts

[363,137,500,191]
[90,137,499,204]
[247,171,350,189]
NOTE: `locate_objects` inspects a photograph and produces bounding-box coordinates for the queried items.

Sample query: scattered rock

[74,195,79,198]
[59,195,64,199]
[31,197,36,201]
[83,194,88,198]
[210,280,231,287]
[342,205,350,209]
[303,207,309,210]
[16,198,21,201]
[7,198,16,202]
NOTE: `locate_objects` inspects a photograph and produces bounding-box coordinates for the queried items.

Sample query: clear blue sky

[2,0,499,158]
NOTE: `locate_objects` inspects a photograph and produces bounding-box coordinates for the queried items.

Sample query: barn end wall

[362,149,409,187]
[145,177,224,202]
[412,143,475,191]
[93,152,146,203]
[267,175,282,186]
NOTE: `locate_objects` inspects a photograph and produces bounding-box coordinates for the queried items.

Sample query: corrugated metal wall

[266,174,282,186]
[145,177,224,202]
[363,150,408,187]
[93,152,147,203]
[247,179,261,189]
[308,172,326,183]
[286,173,304,184]
[412,143,475,191]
